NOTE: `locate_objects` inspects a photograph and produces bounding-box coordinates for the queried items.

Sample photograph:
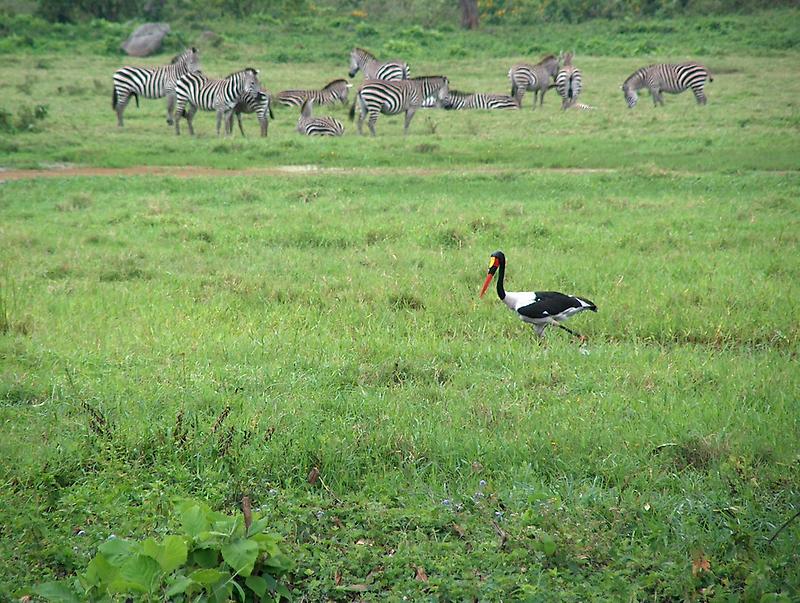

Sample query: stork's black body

[480,251,597,339]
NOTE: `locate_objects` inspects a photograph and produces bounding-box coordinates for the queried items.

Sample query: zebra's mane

[447,89,473,98]
[170,47,198,64]
[537,54,557,64]
[224,67,258,79]
[622,68,645,87]
[354,47,375,59]
[323,79,348,90]
[410,75,448,81]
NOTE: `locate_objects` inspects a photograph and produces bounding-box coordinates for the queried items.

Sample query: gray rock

[121,23,171,57]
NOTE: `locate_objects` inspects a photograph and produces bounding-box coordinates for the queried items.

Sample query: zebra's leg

[531,90,538,110]
[403,107,418,135]
[367,111,378,137]
[650,87,660,106]
[694,88,707,105]
[186,106,197,136]
[236,113,246,137]
[356,97,367,135]
[115,91,130,127]
[260,117,268,137]
[166,93,176,126]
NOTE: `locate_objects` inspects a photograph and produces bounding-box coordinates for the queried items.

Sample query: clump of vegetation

[0,103,48,133]
[34,498,293,602]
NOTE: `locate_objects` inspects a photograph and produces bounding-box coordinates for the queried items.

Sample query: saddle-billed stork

[479,250,597,341]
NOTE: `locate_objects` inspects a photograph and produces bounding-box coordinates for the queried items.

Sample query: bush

[33,498,294,602]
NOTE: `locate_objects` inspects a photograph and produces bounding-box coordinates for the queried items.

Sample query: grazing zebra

[441,90,519,110]
[296,100,344,136]
[112,47,200,127]
[349,76,449,136]
[622,63,713,108]
[277,79,352,108]
[233,89,274,137]
[348,47,410,81]
[174,68,260,136]
[555,52,582,110]
[508,55,560,109]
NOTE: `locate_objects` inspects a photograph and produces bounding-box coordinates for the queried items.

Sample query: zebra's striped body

[234,89,274,137]
[277,79,352,108]
[349,76,449,136]
[349,47,410,81]
[296,100,344,136]
[622,63,713,108]
[111,47,200,127]
[555,53,582,110]
[174,68,260,136]
[508,55,559,109]
[441,90,519,110]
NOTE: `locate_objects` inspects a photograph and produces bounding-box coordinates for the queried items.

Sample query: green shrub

[33,498,294,602]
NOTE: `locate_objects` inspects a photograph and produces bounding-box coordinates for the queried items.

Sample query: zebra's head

[173,47,201,73]
[325,79,351,104]
[348,48,364,78]
[435,76,450,102]
[621,82,638,108]
[242,68,260,94]
[539,54,560,77]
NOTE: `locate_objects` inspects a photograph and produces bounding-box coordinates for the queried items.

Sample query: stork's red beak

[480,257,500,297]
[479,273,494,298]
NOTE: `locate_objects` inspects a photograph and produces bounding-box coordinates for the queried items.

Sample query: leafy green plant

[34,498,293,602]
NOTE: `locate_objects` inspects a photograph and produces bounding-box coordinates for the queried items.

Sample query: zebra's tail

[112,87,117,109]
[269,105,275,119]
[348,100,356,121]
[707,70,714,83]
[510,82,517,98]
[133,92,139,108]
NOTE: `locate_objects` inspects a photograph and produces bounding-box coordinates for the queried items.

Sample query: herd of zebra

[111,46,714,137]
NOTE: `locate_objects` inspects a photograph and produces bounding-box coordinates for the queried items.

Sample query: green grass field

[1,8,800,602]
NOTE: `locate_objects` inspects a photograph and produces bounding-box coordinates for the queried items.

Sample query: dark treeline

[33,0,799,24]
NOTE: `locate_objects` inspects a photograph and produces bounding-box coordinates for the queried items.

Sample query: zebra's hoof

[166,118,174,125]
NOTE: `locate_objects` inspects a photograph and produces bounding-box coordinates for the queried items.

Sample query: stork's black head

[480,251,506,297]
[488,250,505,275]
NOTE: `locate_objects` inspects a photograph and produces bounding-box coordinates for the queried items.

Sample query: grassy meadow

[1,8,800,602]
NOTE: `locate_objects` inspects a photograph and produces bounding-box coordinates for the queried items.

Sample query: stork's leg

[534,323,547,337]
[550,319,586,342]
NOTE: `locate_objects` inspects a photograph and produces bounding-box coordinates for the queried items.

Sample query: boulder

[121,23,171,57]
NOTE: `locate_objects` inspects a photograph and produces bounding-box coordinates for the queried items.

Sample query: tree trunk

[459,0,479,30]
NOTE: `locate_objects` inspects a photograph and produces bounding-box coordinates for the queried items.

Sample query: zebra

[508,54,560,109]
[564,102,596,111]
[296,100,344,136]
[111,47,200,127]
[277,79,352,109]
[173,68,260,136]
[622,63,713,108]
[555,52,582,110]
[233,89,274,137]
[441,90,519,110]
[348,47,410,81]
[349,76,449,136]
